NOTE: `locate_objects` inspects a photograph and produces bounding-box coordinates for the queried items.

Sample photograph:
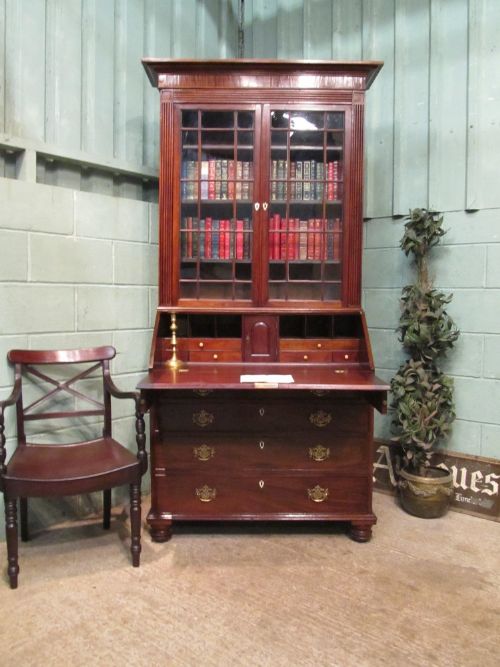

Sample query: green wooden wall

[0,0,499,537]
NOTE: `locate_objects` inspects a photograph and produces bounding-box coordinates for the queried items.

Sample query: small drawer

[280,350,332,363]
[332,350,360,363]
[181,338,242,352]
[189,350,241,362]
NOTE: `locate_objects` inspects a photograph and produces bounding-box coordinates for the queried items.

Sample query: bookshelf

[139,59,388,543]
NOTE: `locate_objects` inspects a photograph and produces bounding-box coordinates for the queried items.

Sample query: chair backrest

[7,346,117,446]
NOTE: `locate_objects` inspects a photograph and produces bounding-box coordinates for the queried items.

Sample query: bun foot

[349,522,373,542]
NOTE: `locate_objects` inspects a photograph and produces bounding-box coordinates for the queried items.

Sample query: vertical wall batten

[113,0,144,168]
[5,0,46,141]
[0,0,6,134]
[393,0,430,215]
[143,0,173,169]
[330,0,362,61]
[276,0,304,59]
[467,0,500,210]
[363,0,395,219]
[81,0,114,158]
[429,0,468,212]
[303,0,331,59]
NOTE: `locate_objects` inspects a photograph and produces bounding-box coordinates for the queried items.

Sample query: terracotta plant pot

[398,466,454,518]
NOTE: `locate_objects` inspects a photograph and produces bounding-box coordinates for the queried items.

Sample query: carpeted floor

[1,491,499,667]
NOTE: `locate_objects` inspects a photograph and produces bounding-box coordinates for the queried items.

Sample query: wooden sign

[373,441,500,521]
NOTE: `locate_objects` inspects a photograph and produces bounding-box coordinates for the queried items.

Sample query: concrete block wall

[363,209,500,459]
[0,177,158,536]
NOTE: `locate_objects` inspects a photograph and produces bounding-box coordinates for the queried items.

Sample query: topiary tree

[390,209,460,472]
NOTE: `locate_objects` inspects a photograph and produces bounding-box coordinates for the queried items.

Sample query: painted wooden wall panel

[392,0,430,215]
[245,0,278,58]
[467,0,500,210]
[5,0,46,140]
[0,0,6,135]
[428,0,468,212]
[81,0,115,158]
[362,0,395,219]
[330,0,362,61]
[276,0,304,59]
[303,0,332,59]
[143,0,174,168]
[114,0,145,166]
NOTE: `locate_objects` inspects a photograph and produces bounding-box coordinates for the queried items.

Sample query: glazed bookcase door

[178,106,260,302]
[265,106,346,304]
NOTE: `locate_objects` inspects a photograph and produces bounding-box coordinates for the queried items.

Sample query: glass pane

[182,110,198,127]
[238,112,254,128]
[326,112,344,129]
[202,130,234,146]
[290,111,323,130]
[271,111,289,128]
[271,130,287,147]
[238,131,253,146]
[290,130,323,148]
[201,111,234,128]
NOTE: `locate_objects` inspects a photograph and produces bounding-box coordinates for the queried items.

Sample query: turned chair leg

[103,489,111,530]
[5,497,20,589]
[20,497,29,542]
[130,483,141,567]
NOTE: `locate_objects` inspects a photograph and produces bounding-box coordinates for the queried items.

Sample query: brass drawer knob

[198,341,204,348]
[193,409,215,428]
[303,354,309,361]
[195,485,217,502]
[309,445,330,462]
[309,410,332,428]
[213,353,218,360]
[193,444,215,461]
[307,485,329,503]
[317,343,322,349]
[193,389,213,396]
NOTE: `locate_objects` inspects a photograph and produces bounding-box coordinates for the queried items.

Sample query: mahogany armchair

[0,346,147,588]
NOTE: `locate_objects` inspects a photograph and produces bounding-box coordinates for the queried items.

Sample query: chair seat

[4,438,140,496]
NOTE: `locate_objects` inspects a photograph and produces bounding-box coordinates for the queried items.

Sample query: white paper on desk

[240,374,294,383]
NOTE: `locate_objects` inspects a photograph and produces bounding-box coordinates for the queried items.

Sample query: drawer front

[154,473,370,516]
[157,396,370,435]
[154,433,368,472]
[180,338,242,352]
[189,350,241,362]
[280,350,332,363]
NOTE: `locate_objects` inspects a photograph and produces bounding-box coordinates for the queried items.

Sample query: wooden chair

[0,346,147,588]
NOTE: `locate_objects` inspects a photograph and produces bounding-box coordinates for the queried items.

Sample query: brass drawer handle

[259,480,265,489]
[193,389,213,396]
[259,407,265,417]
[317,343,322,349]
[259,440,265,449]
[195,485,217,502]
[198,341,204,348]
[307,485,329,503]
[213,353,218,360]
[309,445,330,462]
[193,410,215,428]
[303,354,309,361]
[193,444,215,461]
[309,410,332,428]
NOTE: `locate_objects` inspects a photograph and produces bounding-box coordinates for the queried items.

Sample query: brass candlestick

[167,313,184,369]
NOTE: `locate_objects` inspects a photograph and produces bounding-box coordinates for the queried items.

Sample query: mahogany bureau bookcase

[138,59,388,543]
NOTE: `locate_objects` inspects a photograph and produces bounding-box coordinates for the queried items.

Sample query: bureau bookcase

[138,59,388,542]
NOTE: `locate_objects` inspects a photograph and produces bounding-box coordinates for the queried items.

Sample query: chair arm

[104,373,141,408]
[0,376,22,413]
[0,377,22,480]
[103,373,148,474]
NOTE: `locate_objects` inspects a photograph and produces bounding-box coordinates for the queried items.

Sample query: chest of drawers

[139,368,387,543]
